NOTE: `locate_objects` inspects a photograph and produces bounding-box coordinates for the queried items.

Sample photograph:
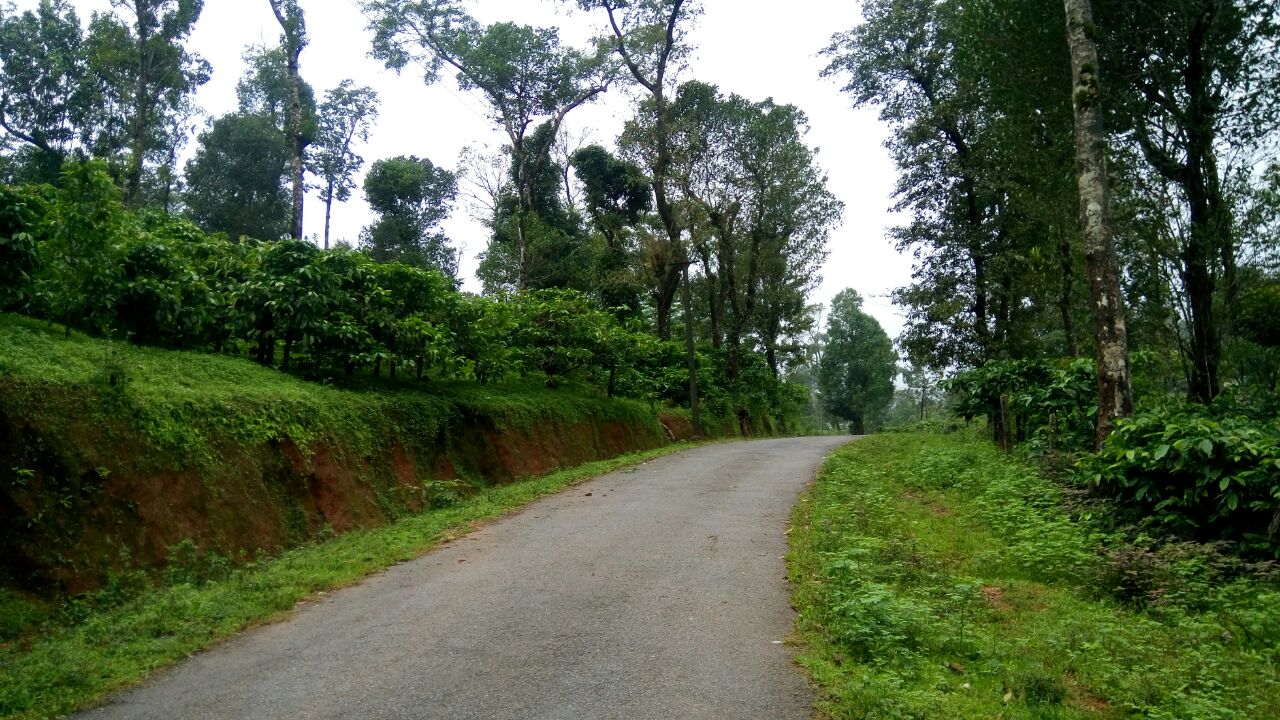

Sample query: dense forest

[0,0,1277,544]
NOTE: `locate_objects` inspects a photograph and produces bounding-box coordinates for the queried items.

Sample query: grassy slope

[0,444,694,719]
[789,433,1280,720]
[0,313,659,471]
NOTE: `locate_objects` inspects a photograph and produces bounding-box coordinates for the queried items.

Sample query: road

[81,436,851,720]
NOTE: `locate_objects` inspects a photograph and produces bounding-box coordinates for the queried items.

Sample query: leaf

[1198,438,1214,456]
[1153,444,1171,460]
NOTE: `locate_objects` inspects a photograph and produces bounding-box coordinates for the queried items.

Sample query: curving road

[81,436,851,720]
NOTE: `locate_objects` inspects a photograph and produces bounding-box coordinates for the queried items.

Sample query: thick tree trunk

[1065,0,1134,448]
[1179,12,1225,403]
[653,264,681,341]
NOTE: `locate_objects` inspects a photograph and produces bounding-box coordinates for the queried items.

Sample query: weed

[789,433,1280,719]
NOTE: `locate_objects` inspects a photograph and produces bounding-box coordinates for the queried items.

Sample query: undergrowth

[789,432,1280,719]
[0,444,691,719]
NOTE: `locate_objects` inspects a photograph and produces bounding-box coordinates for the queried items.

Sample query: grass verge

[0,443,694,720]
[788,432,1280,719]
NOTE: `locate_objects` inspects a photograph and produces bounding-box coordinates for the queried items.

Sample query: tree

[365,1,613,289]
[360,155,458,275]
[1094,0,1280,403]
[663,81,840,379]
[818,289,897,435]
[0,0,105,181]
[575,0,699,339]
[571,143,651,314]
[825,0,1083,375]
[1063,0,1133,446]
[309,80,379,249]
[266,0,307,240]
[96,0,209,207]
[477,121,598,294]
[184,112,291,240]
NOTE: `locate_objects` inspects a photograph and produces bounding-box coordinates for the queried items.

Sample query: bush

[947,358,1096,453]
[1083,403,1280,555]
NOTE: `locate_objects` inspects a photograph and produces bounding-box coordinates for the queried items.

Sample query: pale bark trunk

[1065,0,1134,448]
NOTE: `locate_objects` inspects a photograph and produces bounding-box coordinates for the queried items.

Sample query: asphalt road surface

[81,436,852,720]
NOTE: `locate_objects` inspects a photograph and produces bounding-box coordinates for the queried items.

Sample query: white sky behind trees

[37,0,912,338]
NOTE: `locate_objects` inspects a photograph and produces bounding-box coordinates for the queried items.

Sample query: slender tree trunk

[693,244,722,348]
[124,0,155,207]
[323,183,335,250]
[269,0,306,240]
[1179,13,1225,403]
[287,73,305,240]
[1065,0,1134,447]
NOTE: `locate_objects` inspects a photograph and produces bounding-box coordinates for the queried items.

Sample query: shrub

[1083,403,1280,556]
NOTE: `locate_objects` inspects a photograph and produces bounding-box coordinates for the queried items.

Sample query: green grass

[789,432,1280,720]
[0,313,661,470]
[0,443,695,720]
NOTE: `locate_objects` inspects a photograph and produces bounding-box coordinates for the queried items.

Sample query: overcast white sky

[39,0,912,338]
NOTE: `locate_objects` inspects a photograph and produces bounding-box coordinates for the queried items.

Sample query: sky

[32,0,912,338]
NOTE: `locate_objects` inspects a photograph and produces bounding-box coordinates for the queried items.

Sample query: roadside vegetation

[790,432,1280,719]
[0,444,692,720]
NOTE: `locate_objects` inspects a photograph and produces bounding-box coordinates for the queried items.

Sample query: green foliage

[0,156,804,434]
[1084,403,1280,555]
[818,289,896,434]
[360,155,457,274]
[947,358,1098,452]
[183,112,292,240]
[791,433,1280,719]
[0,185,45,309]
[36,160,128,333]
[0,0,104,179]
[1236,283,1280,348]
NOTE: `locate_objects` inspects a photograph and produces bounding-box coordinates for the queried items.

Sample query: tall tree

[266,0,308,240]
[361,155,458,275]
[1063,0,1133,446]
[1095,0,1280,403]
[664,81,840,379]
[184,112,291,240]
[365,1,613,289]
[571,143,651,314]
[478,122,595,293]
[309,80,379,249]
[825,0,1079,373]
[0,0,105,181]
[576,0,699,339]
[818,289,897,435]
[97,0,209,207]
